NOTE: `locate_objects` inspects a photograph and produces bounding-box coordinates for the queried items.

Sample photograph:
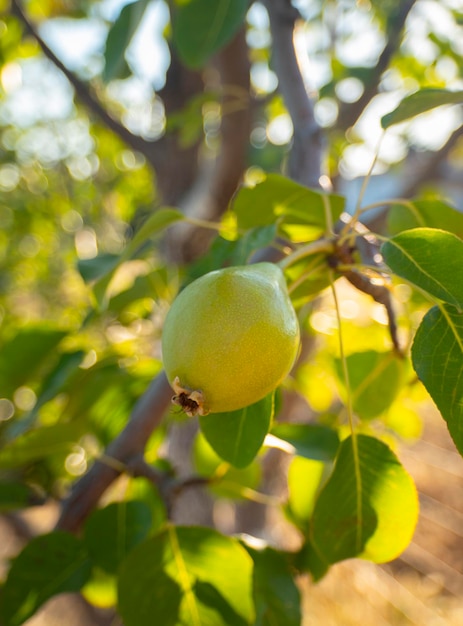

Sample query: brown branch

[162,27,251,263]
[209,29,252,218]
[263,0,323,188]
[56,371,173,532]
[337,0,418,131]
[10,0,164,170]
[153,47,204,206]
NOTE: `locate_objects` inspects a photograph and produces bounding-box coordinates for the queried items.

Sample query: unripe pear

[161,262,300,416]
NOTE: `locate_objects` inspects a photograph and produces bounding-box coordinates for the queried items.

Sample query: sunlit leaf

[118,526,255,626]
[382,228,463,309]
[0,532,91,626]
[335,351,404,420]
[381,88,463,128]
[411,304,463,456]
[387,199,463,239]
[200,393,274,468]
[311,434,419,564]
[286,456,326,528]
[171,0,249,69]
[232,174,344,239]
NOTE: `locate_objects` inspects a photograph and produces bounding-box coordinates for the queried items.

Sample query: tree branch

[162,27,251,263]
[263,0,323,188]
[402,123,463,197]
[337,0,418,131]
[10,0,164,170]
[56,372,173,532]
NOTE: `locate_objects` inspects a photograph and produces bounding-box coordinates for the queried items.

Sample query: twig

[337,0,418,130]
[10,0,163,170]
[56,372,173,532]
[263,0,323,188]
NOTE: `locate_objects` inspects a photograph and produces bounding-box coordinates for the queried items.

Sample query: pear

[162,263,300,415]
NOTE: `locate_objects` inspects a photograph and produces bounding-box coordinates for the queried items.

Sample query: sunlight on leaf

[411,304,463,457]
[335,350,404,420]
[232,173,344,240]
[381,88,463,128]
[118,526,255,626]
[382,228,463,310]
[387,200,463,239]
[311,434,419,565]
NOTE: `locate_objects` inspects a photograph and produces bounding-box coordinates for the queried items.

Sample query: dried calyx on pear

[171,376,206,417]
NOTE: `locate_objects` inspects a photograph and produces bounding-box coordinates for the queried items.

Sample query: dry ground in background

[302,405,463,626]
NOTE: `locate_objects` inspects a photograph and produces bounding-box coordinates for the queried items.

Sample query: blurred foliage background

[1,0,463,624]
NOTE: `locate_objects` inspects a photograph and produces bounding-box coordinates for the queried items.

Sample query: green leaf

[411,304,463,457]
[0,532,91,626]
[171,0,249,69]
[93,208,183,308]
[193,431,262,500]
[286,456,326,528]
[381,88,463,128]
[230,225,279,265]
[335,351,404,420]
[108,268,171,313]
[20,350,85,428]
[186,226,278,285]
[193,581,249,626]
[311,434,419,564]
[0,326,67,397]
[245,545,301,626]
[387,199,463,239]
[77,253,120,283]
[102,0,151,82]
[232,173,344,240]
[0,482,41,511]
[126,208,184,256]
[199,393,274,469]
[381,228,463,310]
[270,423,339,461]
[118,526,255,626]
[299,537,329,582]
[0,422,84,469]
[83,501,154,574]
